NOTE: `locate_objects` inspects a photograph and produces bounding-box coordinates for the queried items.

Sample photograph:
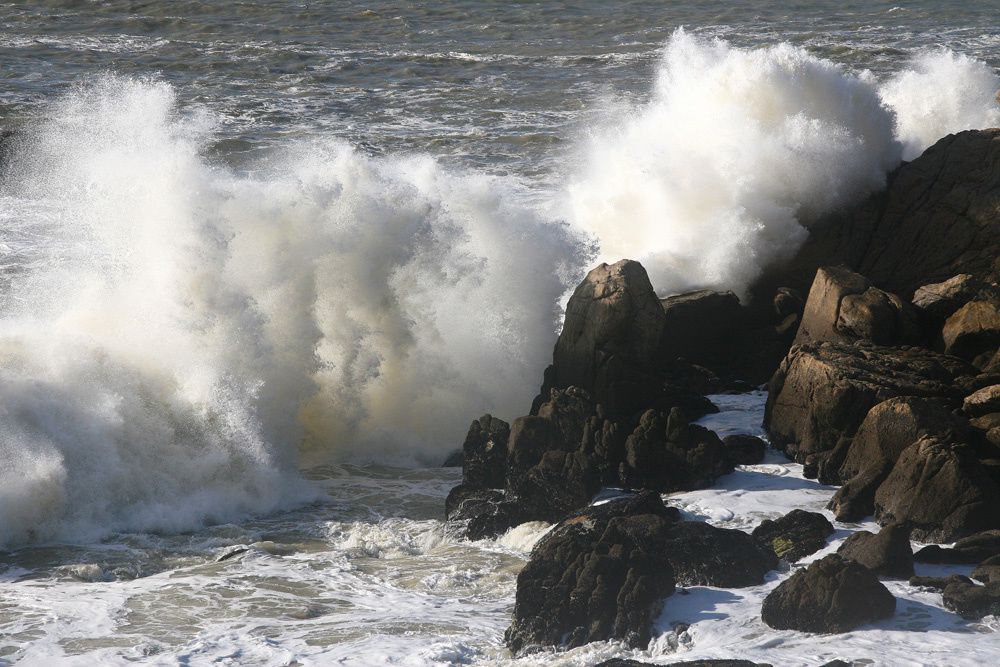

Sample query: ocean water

[1,2,1000,664]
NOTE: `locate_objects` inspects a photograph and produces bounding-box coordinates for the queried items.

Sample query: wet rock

[828,466,887,522]
[913,274,991,320]
[909,574,973,591]
[622,408,732,493]
[972,555,1000,584]
[661,521,778,588]
[765,341,976,460]
[793,266,870,346]
[774,287,805,319]
[444,487,529,541]
[942,300,1000,362]
[914,529,1000,564]
[505,492,677,654]
[761,554,895,633]
[875,437,1000,542]
[943,578,1000,620]
[595,661,770,667]
[964,384,1000,417]
[837,524,914,578]
[660,289,743,369]
[460,414,509,487]
[751,509,834,562]
[723,434,767,465]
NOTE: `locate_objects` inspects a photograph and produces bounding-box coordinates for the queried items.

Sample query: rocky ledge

[443,129,1000,657]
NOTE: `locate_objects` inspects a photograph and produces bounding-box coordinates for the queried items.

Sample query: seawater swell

[1,32,999,547]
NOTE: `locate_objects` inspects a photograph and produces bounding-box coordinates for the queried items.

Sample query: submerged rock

[761,554,895,633]
[751,509,834,562]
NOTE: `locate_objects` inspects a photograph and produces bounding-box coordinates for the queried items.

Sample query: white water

[3,394,997,666]
[567,31,1000,298]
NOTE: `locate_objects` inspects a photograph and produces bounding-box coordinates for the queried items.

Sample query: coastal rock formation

[942,300,1000,362]
[837,524,914,578]
[914,529,1000,564]
[874,437,1000,542]
[761,554,896,633]
[913,274,994,320]
[504,493,678,654]
[723,434,767,465]
[972,555,1000,584]
[751,509,834,562]
[942,578,1000,620]
[461,414,509,488]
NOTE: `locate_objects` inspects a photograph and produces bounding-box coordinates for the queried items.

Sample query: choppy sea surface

[2,2,1000,665]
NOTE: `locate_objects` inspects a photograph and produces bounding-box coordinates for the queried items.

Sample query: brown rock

[943,300,1000,362]
[837,524,914,578]
[964,384,1000,417]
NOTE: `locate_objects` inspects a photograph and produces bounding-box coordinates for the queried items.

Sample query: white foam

[881,49,1000,160]
[566,29,902,298]
[0,75,588,546]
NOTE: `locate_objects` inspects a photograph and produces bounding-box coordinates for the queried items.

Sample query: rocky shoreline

[445,129,1000,662]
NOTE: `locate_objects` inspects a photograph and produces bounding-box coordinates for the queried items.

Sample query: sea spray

[566,29,903,299]
[881,48,1000,160]
[0,76,589,546]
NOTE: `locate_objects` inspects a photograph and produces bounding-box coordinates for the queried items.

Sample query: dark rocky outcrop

[751,510,834,562]
[660,521,778,588]
[441,449,463,467]
[942,300,1000,362]
[761,554,895,633]
[837,524,914,578]
[460,414,509,487]
[723,434,767,466]
[914,529,1000,564]
[874,437,1000,542]
[942,578,1000,620]
[595,661,771,667]
[622,408,732,493]
[964,384,1000,417]
[913,274,994,320]
[765,341,976,461]
[504,492,678,654]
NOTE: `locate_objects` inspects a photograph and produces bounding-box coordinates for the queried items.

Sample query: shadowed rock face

[761,554,896,633]
[837,524,914,579]
[751,509,834,562]
[765,341,977,460]
[754,129,1000,301]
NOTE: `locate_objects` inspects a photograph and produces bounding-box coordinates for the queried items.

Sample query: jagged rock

[765,341,976,460]
[964,385,1000,417]
[875,438,1000,542]
[661,521,778,588]
[973,555,1000,584]
[444,487,529,541]
[943,578,1000,620]
[460,414,509,487]
[913,274,992,320]
[752,510,834,562]
[723,434,767,465]
[914,530,1000,564]
[761,554,895,632]
[837,524,914,578]
[622,408,732,493]
[909,574,973,591]
[943,300,1000,362]
[505,492,678,654]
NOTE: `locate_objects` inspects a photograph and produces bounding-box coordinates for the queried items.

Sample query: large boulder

[723,434,767,466]
[973,555,1000,584]
[751,510,834,562]
[504,493,678,654]
[793,266,916,347]
[964,385,1000,417]
[622,407,732,493]
[765,341,977,460]
[837,524,914,579]
[874,436,1000,542]
[660,521,778,588]
[546,260,668,418]
[912,274,994,320]
[761,554,896,633]
[660,289,743,367]
[942,578,1000,620]
[942,300,1000,363]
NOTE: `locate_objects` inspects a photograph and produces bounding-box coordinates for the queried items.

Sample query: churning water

[1,2,999,664]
